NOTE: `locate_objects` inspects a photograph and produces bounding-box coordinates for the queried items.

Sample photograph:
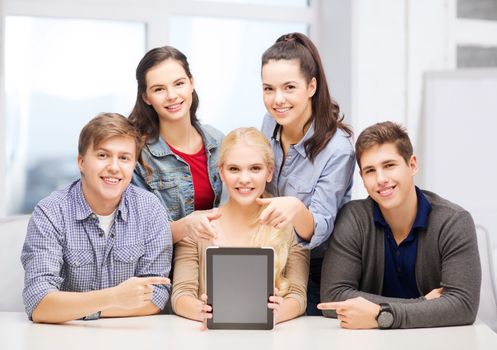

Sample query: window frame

[0,0,318,217]
[451,0,497,67]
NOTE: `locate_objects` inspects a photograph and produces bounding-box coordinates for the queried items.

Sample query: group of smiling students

[21,32,481,330]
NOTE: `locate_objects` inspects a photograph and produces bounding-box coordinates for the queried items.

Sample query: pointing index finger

[317,302,341,310]
[141,276,171,286]
[256,197,273,208]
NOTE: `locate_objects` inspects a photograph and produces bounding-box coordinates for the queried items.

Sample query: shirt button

[395,251,400,257]
[397,267,402,273]
[213,175,218,181]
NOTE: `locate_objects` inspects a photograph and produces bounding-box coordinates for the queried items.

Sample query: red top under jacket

[168,143,215,211]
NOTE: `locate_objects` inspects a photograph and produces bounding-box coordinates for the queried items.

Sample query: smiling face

[142,59,194,125]
[262,59,316,130]
[360,143,418,213]
[78,136,137,215]
[220,144,274,207]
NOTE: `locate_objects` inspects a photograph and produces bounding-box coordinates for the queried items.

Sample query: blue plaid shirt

[21,180,173,318]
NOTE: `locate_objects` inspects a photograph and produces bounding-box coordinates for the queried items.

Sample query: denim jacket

[132,123,223,221]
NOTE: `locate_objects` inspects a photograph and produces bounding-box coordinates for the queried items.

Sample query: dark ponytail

[262,33,352,162]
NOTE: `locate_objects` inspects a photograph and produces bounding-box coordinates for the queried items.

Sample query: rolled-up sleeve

[21,205,64,319]
[298,151,355,250]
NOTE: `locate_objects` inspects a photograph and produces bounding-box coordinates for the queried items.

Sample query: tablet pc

[206,247,274,330]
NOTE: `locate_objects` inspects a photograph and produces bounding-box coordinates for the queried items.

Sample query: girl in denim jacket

[130,46,223,244]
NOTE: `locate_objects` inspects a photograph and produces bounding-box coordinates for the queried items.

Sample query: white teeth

[166,103,182,110]
[275,107,290,113]
[379,186,394,195]
[237,188,252,194]
[103,177,119,184]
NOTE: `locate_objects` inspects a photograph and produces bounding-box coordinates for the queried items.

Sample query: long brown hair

[262,32,352,162]
[129,46,199,143]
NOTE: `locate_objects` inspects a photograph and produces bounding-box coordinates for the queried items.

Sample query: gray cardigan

[320,190,481,329]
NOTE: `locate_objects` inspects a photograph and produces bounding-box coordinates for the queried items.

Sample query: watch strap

[83,311,101,321]
[376,303,394,329]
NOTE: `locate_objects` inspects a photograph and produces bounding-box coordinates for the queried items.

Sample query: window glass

[458,0,497,21]
[194,0,308,7]
[457,45,497,67]
[5,16,145,214]
[169,16,307,134]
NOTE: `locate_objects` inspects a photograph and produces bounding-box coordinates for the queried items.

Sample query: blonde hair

[220,127,291,295]
[251,209,292,296]
[219,127,274,170]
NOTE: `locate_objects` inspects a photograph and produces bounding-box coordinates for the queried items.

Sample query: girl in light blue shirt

[259,32,355,315]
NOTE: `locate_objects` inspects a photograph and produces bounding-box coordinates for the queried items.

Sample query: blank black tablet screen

[212,254,267,323]
[206,247,274,329]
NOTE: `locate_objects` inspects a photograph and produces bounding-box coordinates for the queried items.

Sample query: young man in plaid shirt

[21,113,172,323]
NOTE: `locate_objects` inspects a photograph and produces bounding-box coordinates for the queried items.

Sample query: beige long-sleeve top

[171,232,310,315]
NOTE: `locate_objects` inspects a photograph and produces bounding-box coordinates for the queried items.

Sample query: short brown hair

[78,113,143,157]
[355,121,413,170]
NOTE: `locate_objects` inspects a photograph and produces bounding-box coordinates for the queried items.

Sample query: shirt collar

[270,120,315,158]
[373,186,432,230]
[411,186,432,229]
[73,179,129,222]
[73,180,93,220]
[196,124,218,152]
[146,136,173,157]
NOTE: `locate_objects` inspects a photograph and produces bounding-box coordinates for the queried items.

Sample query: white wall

[316,0,353,126]
[353,0,406,198]
[318,0,455,199]
[0,0,6,216]
[406,0,454,147]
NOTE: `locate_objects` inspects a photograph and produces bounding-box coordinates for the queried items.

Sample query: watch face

[378,310,394,329]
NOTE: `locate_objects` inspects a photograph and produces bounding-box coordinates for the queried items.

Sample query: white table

[1,312,496,350]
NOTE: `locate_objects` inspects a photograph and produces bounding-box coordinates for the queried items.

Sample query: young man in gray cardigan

[318,121,481,329]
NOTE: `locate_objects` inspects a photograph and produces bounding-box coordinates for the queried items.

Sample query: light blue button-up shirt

[261,114,355,258]
[21,180,173,318]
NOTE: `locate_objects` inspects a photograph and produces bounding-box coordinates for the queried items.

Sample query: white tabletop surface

[1,312,496,350]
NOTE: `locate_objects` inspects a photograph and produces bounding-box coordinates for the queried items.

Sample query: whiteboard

[420,69,497,241]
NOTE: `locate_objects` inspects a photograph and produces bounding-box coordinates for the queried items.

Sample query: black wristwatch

[83,311,101,321]
[376,303,394,329]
